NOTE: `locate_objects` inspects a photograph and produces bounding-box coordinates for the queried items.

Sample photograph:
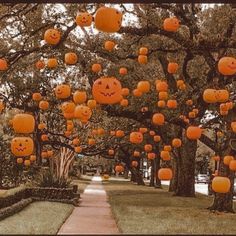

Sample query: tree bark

[155,157,162,188]
[169,154,178,192]
[149,159,155,187]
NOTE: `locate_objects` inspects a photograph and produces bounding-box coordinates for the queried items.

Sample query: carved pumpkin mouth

[50,35,58,40]
[100,92,115,97]
[16,146,26,152]
[228,65,236,70]
[81,19,89,24]
[56,91,62,95]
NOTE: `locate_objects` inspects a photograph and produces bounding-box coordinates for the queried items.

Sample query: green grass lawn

[103,179,236,235]
[0,201,74,234]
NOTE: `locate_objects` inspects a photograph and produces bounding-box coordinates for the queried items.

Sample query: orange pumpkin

[11,137,34,157]
[61,102,76,113]
[137,81,150,93]
[158,168,173,180]
[87,99,97,109]
[157,100,166,108]
[176,80,184,87]
[0,58,8,71]
[73,91,87,104]
[139,47,148,55]
[186,99,193,106]
[153,135,161,142]
[167,62,179,74]
[158,91,168,100]
[41,134,48,141]
[91,63,102,73]
[231,121,236,133]
[75,146,82,153]
[92,77,122,104]
[97,128,105,135]
[17,158,23,164]
[203,89,218,103]
[115,165,124,173]
[110,131,116,136]
[188,111,196,118]
[38,123,46,130]
[218,57,236,76]
[212,176,230,193]
[149,130,155,136]
[35,60,45,70]
[76,12,93,27]
[130,132,143,144]
[163,17,180,32]
[164,145,172,152]
[147,152,156,160]
[120,99,128,107]
[104,40,116,51]
[167,99,177,109]
[156,81,168,92]
[47,58,58,68]
[67,124,73,131]
[131,161,138,168]
[94,7,122,33]
[152,113,165,126]
[121,88,129,96]
[229,160,236,171]
[32,93,42,101]
[160,151,171,161]
[216,90,229,103]
[133,89,142,97]
[172,138,182,148]
[119,67,127,75]
[133,151,140,157]
[116,130,125,137]
[186,126,202,140]
[72,138,80,146]
[55,84,71,99]
[139,127,148,133]
[30,155,36,162]
[74,105,92,121]
[88,138,96,145]
[39,101,49,110]
[138,55,147,64]
[12,114,35,134]
[24,160,31,166]
[108,149,114,156]
[223,155,234,166]
[65,52,78,65]
[64,131,71,137]
[63,112,74,119]
[44,28,61,45]
[144,144,152,152]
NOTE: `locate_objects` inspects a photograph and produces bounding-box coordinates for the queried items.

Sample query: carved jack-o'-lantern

[76,12,93,27]
[130,132,143,144]
[94,7,122,33]
[92,77,122,104]
[218,57,236,76]
[11,137,34,157]
[55,84,71,99]
[44,29,61,45]
[12,114,35,134]
[61,102,76,113]
[74,105,92,121]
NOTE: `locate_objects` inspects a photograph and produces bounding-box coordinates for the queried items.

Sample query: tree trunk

[155,157,162,188]
[169,154,178,192]
[174,132,197,197]
[124,166,129,179]
[149,160,155,187]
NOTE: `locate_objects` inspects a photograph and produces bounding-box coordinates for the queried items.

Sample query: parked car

[195,174,209,184]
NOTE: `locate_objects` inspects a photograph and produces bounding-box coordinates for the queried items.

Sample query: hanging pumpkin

[38,123,46,130]
[17,158,23,164]
[137,81,150,93]
[130,132,143,144]
[61,101,76,113]
[156,81,168,92]
[186,126,202,140]
[76,12,93,27]
[64,52,78,65]
[63,112,74,120]
[41,134,48,141]
[133,89,142,97]
[108,149,114,156]
[11,137,34,157]
[115,165,124,173]
[88,138,96,145]
[167,99,177,109]
[158,91,168,100]
[131,161,138,168]
[229,160,236,171]
[121,88,129,96]
[32,93,42,101]
[120,99,128,107]
[12,114,35,134]
[160,151,171,161]
[153,135,161,142]
[139,47,148,55]
[104,40,116,51]
[24,160,31,167]
[203,89,218,103]
[138,55,147,64]
[218,57,236,76]
[172,138,182,148]
[133,151,140,157]
[152,113,165,126]
[147,152,156,160]
[212,176,230,193]
[164,145,172,152]
[35,60,45,70]
[167,62,179,74]
[39,100,49,110]
[144,144,152,152]
[0,58,8,71]
[47,58,58,68]
[158,168,173,180]
[44,28,61,45]
[55,84,71,99]
[91,63,102,73]
[216,90,229,103]
[74,105,92,121]
[87,99,97,109]
[119,67,127,75]
[163,17,180,32]
[116,130,125,137]
[92,77,122,104]
[75,146,82,153]
[30,155,36,162]
[223,155,234,166]
[94,7,122,33]
[139,127,148,133]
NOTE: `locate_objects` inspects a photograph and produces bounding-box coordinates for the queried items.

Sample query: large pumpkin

[158,168,173,180]
[12,114,35,134]
[130,132,143,144]
[212,176,230,193]
[55,84,71,99]
[44,28,61,45]
[218,57,236,76]
[76,12,93,27]
[163,17,180,32]
[152,113,165,125]
[94,7,122,33]
[186,126,202,140]
[92,77,122,104]
[74,105,92,121]
[11,137,34,157]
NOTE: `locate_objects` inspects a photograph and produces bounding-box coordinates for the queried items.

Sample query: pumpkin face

[74,105,92,121]
[76,12,93,27]
[92,77,122,104]
[172,138,182,148]
[94,7,122,33]
[44,29,61,45]
[218,57,236,75]
[0,58,8,71]
[39,101,49,110]
[55,84,71,99]
[32,93,42,101]
[35,60,45,70]
[12,114,35,134]
[212,176,230,193]
[61,102,76,113]
[11,137,34,157]
[163,17,180,32]
[73,91,87,104]
[65,53,78,65]
[130,132,143,144]
[158,168,173,180]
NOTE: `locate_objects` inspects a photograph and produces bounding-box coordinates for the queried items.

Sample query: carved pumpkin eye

[116,11,119,14]
[25,139,28,142]
[98,81,102,85]
[114,82,117,86]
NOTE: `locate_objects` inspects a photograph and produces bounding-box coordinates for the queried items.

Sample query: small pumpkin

[229,160,236,171]
[120,99,128,107]
[55,84,71,99]
[133,89,142,97]
[91,63,102,73]
[38,123,46,130]
[76,12,93,27]
[108,149,114,156]
[163,17,180,32]
[75,146,82,153]
[203,89,218,103]
[74,105,92,121]
[172,138,182,148]
[32,93,42,101]
[121,88,129,96]
[47,58,58,68]
[130,132,143,144]
[138,55,147,64]
[137,81,150,93]
[153,135,161,142]
[156,81,168,92]
[0,58,8,71]
[223,155,234,166]
[30,155,36,162]
[65,52,78,65]
[116,130,125,137]
[139,47,148,55]
[147,152,156,160]
[131,161,138,168]
[72,138,80,146]
[157,100,166,108]
[167,62,179,74]
[24,160,31,166]
[61,101,76,113]
[218,57,236,76]
[41,134,48,141]
[160,151,171,161]
[115,164,124,173]
[39,100,49,110]
[104,40,116,51]
[87,99,97,109]
[212,176,230,193]
[119,67,127,75]
[44,28,61,45]
[144,144,152,152]
[158,91,168,100]
[35,60,45,70]
[167,99,177,109]
[139,127,148,133]
[133,151,140,157]
[186,126,202,140]
[152,113,165,126]
[158,168,173,180]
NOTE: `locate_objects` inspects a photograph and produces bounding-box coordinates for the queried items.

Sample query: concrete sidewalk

[57,176,120,235]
